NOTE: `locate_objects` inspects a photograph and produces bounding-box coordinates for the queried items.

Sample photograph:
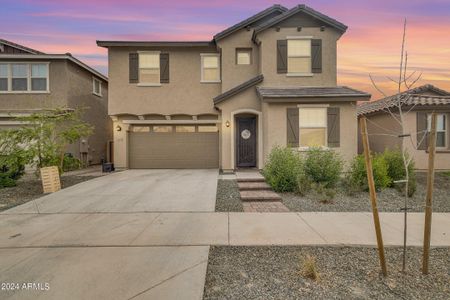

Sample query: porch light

[225,120,230,128]
[116,125,122,131]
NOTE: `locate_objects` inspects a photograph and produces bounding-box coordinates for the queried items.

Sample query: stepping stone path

[236,171,290,212]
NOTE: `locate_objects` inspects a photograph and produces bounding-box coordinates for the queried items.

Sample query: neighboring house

[0,38,112,165]
[357,84,450,170]
[97,4,370,171]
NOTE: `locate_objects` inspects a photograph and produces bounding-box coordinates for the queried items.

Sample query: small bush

[303,148,343,188]
[300,254,319,281]
[382,149,416,196]
[310,182,336,203]
[62,154,82,172]
[347,154,391,191]
[0,154,26,189]
[0,174,17,188]
[296,172,312,196]
[263,146,302,192]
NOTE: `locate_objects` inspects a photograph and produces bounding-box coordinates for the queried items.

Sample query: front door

[236,116,257,168]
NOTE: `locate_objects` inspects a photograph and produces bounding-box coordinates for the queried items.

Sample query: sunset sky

[2,0,449,99]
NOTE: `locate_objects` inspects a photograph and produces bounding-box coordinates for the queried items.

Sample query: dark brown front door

[236,116,257,168]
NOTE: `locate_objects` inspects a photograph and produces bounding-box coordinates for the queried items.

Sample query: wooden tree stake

[422,113,437,274]
[360,117,388,276]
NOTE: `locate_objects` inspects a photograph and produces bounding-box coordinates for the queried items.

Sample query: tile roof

[213,75,264,104]
[357,84,450,115]
[257,86,370,98]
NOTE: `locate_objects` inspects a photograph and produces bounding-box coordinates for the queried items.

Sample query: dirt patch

[204,246,450,300]
[283,173,450,212]
[0,174,100,211]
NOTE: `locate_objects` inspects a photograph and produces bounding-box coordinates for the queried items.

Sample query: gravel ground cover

[204,246,450,300]
[283,172,450,212]
[0,174,100,211]
[215,179,243,212]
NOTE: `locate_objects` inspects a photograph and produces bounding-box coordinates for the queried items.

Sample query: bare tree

[368,19,424,272]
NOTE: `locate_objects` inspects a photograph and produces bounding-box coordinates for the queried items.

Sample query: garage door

[129,125,219,169]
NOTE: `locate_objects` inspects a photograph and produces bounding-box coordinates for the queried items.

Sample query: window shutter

[417,111,428,150]
[311,39,322,73]
[160,53,169,83]
[287,108,299,147]
[129,53,139,83]
[327,107,340,147]
[277,40,287,74]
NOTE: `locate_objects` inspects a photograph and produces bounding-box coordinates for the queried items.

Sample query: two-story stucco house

[0,39,112,165]
[98,4,371,171]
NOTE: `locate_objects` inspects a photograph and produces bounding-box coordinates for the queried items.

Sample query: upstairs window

[12,64,28,91]
[93,77,102,96]
[236,48,252,65]
[299,107,327,147]
[0,64,7,91]
[31,64,48,91]
[139,52,160,85]
[201,54,220,83]
[428,114,447,148]
[0,63,49,92]
[287,39,311,74]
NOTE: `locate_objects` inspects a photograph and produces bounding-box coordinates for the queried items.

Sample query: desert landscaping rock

[215,180,243,212]
[283,172,450,212]
[204,246,450,300]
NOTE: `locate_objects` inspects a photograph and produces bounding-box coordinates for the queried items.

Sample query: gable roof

[357,84,450,116]
[213,74,264,104]
[214,5,288,41]
[252,4,347,41]
[0,38,45,54]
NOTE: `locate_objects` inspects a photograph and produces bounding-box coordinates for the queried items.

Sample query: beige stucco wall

[0,59,68,109]
[362,110,450,170]
[66,61,111,164]
[0,58,110,165]
[405,112,450,170]
[263,101,358,168]
[258,27,340,87]
[108,47,220,116]
[215,88,261,170]
[217,30,259,92]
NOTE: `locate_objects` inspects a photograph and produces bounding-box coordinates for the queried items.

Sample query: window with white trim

[139,52,160,84]
[93,77,102,96]
[0,64,7,91]
[31,64,48,91]
[201,54,220,82]
[428,113,447,148]
[12,64,28,91]
[299,107,327,147]
[0,63,49,92]
[287,39,311,74]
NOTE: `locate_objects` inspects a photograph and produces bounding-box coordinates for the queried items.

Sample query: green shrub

[296,171,312,196]
[263,146,302,192]
[382,149,416,196]
[303,147,343,188]
[309,182,336,203]
[0,154,26,189]
[347,154,391,191]
[62,154,82,172]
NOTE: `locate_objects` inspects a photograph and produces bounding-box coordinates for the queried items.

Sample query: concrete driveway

[4,169,218,213]
[0,169,218,300]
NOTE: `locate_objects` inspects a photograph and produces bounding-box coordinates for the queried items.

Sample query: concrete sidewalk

[1,212,449,248]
